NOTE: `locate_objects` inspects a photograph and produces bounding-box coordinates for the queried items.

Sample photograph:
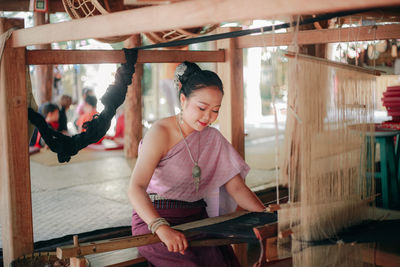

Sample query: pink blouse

[145,126,250,217]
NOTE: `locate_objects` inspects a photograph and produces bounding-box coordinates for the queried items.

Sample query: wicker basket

[62,0,130,43]
[144,25,218,49]
[10,252,73,267]
[62,0,218,46]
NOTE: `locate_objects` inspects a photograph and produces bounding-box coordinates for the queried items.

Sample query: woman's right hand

[155,225,188,255]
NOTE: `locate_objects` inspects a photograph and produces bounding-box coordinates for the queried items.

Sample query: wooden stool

[366,130,400,208]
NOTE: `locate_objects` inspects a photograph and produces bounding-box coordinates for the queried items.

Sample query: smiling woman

[176,62,223,132]
[128,61,265,266]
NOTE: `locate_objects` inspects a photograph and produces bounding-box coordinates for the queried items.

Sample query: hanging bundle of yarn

[279,54,377,267]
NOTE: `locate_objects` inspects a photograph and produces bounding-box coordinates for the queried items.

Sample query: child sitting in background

[76,94,98,133]
[30,102,60,149]
[76,94,105,145]
[58,94,72,135]
[104,106,125,146]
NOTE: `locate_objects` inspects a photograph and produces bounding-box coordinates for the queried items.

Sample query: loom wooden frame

[26,49,226,65]
[1,0,400,266]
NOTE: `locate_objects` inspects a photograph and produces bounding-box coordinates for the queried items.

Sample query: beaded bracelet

[148,217,170,234]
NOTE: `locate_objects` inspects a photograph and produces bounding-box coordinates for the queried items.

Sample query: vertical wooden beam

[216,27,247,266]
[124,35,143,158]
[70,236,88,267]
[217,27,245,158]
[0,18,34,266]
[33,12,53,104]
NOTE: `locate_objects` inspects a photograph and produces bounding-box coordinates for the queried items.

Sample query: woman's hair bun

[174,61,201,91]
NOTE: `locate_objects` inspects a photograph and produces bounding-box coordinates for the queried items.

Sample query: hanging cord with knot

[27,48,138,163]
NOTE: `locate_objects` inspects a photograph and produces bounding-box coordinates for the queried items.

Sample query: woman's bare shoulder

[142,116,177,154]
[149,116,176,136]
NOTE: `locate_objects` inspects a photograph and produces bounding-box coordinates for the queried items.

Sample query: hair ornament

[174,62,187,90]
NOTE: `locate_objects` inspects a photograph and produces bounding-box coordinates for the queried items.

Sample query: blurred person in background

[76,94,98,133]
[30,102,60,149]
[58,94,72,135]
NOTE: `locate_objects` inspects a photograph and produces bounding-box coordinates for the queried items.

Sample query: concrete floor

[0,149,132,248]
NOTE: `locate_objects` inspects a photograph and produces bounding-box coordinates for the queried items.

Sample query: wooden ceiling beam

[124,0,183,5]
[10,0,400,48]
[0,0,65,13]
[26,49,225,65]
[237,24,400,48]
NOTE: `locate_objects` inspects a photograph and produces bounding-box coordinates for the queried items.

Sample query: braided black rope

[28,48,138,163]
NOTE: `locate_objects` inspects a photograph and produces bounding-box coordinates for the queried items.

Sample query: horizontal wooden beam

[0,0,65,13]
[237,24,400,48]
[362,247,400,266]
[124,0,183,4]
[339,8,400,24]
[57,210,251,259]
[285,52,382,75]
[10,0,400,47]
[57,233,160,259]
[26,49,225,65]
[57,234,245,259]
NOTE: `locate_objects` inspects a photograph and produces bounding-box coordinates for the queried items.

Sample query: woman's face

[180,86,223,132]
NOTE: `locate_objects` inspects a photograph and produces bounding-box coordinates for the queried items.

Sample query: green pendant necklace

[177,114,201,192]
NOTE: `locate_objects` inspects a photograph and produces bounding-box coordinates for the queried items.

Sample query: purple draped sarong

[131,207,241,267]
[132,126,249,266]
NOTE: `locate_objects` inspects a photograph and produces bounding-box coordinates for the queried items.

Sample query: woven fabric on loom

[279,55,377,266]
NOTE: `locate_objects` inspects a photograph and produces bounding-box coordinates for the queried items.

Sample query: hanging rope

[27,48,138,163]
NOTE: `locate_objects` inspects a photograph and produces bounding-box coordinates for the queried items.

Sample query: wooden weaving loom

[2,1,400,267]
[56,211,279,267]
[275,49,400,266]
[266,202,400,266]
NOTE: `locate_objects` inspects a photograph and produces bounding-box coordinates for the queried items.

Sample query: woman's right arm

[128,123,188,254]
[128,123,166,223]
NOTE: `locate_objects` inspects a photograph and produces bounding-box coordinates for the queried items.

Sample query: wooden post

[70,235,88,267]
[124,35,143,158]
[0,18,34,266]
[216,27,247,266]
[33,11,53,104]
[252,223,279,266]
[217,27,245,158]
